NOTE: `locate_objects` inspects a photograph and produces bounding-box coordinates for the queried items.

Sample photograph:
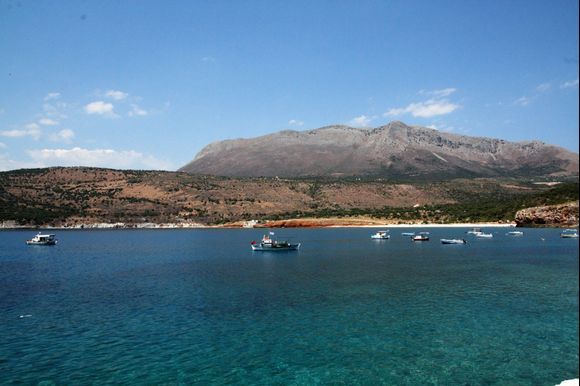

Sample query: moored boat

[506,230,524,236]
[466,228,482,235]
[26,233,57,245]
[251,233,300,251]
[441,238,466,244]
[412,232,430,241]
[475,232,493,238]
[560,229,579,239]
[371,230,390,239]
[401,232,415,236]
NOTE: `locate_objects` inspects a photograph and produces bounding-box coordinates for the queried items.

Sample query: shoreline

[0,221,524,230]
[2,217,577,230]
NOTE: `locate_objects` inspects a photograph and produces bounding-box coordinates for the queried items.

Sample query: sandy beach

[249,217,518,229]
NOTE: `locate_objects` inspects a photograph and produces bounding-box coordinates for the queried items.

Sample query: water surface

[0,228,577,385]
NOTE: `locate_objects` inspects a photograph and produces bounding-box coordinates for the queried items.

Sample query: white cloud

[128,104,148,117]
[50,129,75,143]
[348,115,374,127]
[0,154,44,171]
[513,96,531,106]
[26,147,173,170]
[105,90,129,100]
[44,92,61,101]
[43,101,68,119]
[536,83,551,92]
[560,78,579,89]
[1,124,41,140]
[385,99,460,118]
[84,101,116,117]
[420,88,457,98]
[38,117,59,126]
[288,119,304,126]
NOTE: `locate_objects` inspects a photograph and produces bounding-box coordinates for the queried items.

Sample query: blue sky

[1,0,578,171]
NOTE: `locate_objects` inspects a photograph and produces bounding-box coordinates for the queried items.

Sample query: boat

[371,230,390,239]
[441,238,466,244]
[506,230,524,236]
[560,229,579,239]
[26,233,57,245]
[466,228,482,235]
[475,232,493,238]
[251,233,300,251]
[412,232,430,241]
[401,232,415,236]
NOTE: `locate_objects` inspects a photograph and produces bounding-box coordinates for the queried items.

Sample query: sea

[0,227,577,385]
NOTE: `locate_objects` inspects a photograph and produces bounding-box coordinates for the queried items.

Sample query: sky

[0,0,578,171]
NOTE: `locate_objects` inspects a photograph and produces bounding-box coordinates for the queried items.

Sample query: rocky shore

[515,201,579,228]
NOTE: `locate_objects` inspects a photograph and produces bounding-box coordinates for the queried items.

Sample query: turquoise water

[0,228,577,385]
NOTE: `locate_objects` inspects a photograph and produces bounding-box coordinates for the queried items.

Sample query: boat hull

[251,243,300,251]
[26,240,57,245]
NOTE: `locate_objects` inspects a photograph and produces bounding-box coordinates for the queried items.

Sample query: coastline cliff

[515,201,579,228]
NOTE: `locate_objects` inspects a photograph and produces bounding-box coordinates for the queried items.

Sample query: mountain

[179,121,579,179]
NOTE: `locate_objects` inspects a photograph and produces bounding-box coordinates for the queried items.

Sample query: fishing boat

[251,233,300,251]
[440,238,466,244]
[560,229,579,239]
[371,230,390,239]
[475,232,493,238]
[506,230,524,236]
[26,233,57,245]
[412,232,430,241]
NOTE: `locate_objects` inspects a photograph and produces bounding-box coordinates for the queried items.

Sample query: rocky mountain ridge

[180,121,579,179]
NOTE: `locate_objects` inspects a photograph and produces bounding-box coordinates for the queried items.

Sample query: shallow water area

[0,227,578,384]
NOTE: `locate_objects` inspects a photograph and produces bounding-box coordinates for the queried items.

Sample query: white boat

[26,233,57,245]
[251,234,300,251]
[401,232,415,236]
[466,228,482,235]
[371,230,390,239]
[441,238,466,244]
[560,229,579,239]
[506,230,524,236]
[412,232,430,241]
[475,232,493,238]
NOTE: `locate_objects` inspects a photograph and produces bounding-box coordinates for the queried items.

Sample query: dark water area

[0,227,577,384]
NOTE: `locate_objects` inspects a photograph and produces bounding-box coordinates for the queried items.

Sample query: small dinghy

[440,238,466,244]
[412,232,430,241]
[371,230,390,239]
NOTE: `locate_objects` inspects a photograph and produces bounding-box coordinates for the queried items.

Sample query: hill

[0,167,577,227]
[179,121,579,180]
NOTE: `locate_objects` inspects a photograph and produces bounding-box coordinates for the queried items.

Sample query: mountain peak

[180,122,578,180]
